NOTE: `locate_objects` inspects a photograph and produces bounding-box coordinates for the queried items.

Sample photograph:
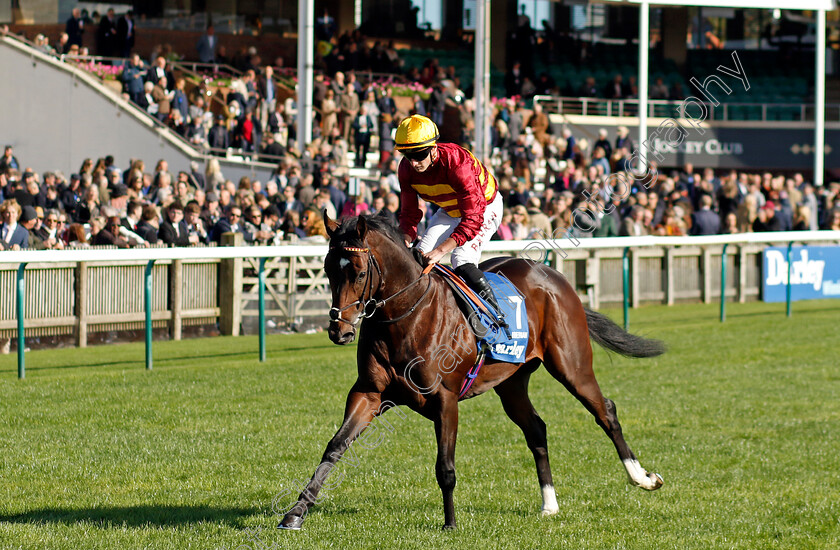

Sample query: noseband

[328,244,432,327]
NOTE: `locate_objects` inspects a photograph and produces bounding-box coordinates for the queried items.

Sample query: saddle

[418,259,529,400]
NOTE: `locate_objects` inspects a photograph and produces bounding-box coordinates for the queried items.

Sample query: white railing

[2,231,839,378]
[534,95,840,124]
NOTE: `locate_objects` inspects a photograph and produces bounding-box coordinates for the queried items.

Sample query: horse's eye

[358,271,367,280]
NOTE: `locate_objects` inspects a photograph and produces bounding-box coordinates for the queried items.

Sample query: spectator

[258,65,277,129]
[651,77,669,100]
[509,205,532,240]
[139,81,157,115]
[196,25,218,64]
[277,184,304,217]
[65,8,85,49]
[300,207,328,240]
[826,209,840,231]
[341,186,370,218]
[122,54,146,104]
[280,210,306,239]
[0,145,19,172]
[505,61,525,97]
[185,116,207,148]
[352,105,375,167]
[655,207,688,236]
[620,205,649,236]
[0,201,30,250]
[593,129,612,160]
[605,74,626,99]
[38,209,65,249]
[736,194,758,233]
[134,204,160,244]
[236,110,261,153]
[615,126,634,153]
[158,202,190,247]
[93,216,131,248]
[320,89,338,142]
[261,132,285,158]
[152,77,173,122]
[266,101,289,146]
[97,8,118,57]
[592,196,619,237]
[526,104,550,149]
[753,202,782,232]
[721,212,739,234]
[146,56,169,87]
[172,78,189,122]
[493,208,514,240]
[559,128,576,161]
[690,194,721,235]
[211,206,252,243]
[207,116,231,154]
[184,203,208,244]
[579,76,598,97]
[116,10,135,57]
[339,81,360,146]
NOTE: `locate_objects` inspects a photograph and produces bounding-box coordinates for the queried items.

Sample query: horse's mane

[332,213,427,267]
[333,213,405,250]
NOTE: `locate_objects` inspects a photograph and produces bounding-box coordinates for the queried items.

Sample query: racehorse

[279,213,665,531]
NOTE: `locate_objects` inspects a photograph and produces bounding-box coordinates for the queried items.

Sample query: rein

[328,245,432,327]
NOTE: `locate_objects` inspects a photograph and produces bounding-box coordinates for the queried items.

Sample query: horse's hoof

[278,514,304,530]
[541,507,559,517]
[634,472,664,491]
[442,523,457,531]
[646,472,664,491]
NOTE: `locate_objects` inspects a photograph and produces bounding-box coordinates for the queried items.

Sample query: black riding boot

[455,264,508,331]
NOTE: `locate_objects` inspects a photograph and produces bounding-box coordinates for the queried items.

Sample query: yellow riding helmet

[395,115,439,151]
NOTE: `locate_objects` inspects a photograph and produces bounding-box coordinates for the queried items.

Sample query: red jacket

[399,142,497,246]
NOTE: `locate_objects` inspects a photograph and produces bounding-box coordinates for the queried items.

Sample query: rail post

[259,257,268,362]
[720,244,729,322]
[622,247,630,331]
[16,263,27,379]
[786,242,793,318]
[145,260,156,370]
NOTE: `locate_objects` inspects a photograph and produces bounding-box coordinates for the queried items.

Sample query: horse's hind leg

[494,367,560,516]
[542,348,663,491]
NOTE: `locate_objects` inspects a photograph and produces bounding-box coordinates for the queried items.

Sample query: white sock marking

[623,458,658,489]
[541,484,559,515]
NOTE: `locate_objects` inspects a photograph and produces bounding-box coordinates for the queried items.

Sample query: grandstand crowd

[2,14,839,252]
[1,131,839,252]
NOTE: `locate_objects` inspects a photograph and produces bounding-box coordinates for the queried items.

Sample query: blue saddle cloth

[434,266,529,364]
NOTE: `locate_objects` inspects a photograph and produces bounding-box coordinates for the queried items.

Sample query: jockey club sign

[651,137,744,156]
[548,117,840,170]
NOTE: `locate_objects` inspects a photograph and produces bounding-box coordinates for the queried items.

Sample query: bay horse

[279,213,665,531]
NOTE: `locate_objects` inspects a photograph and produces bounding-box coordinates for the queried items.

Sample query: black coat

[158,220,191,247]
[135,220,159,244]
[210,219,252,243]
[690,209,721,236]
[117,15,135,54]
[207,125,230,151]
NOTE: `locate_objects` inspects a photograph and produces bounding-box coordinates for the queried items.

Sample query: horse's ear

[356,215,368,241]
[324,210,339,238]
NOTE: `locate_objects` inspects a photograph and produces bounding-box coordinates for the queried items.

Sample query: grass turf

[0,299,838,549]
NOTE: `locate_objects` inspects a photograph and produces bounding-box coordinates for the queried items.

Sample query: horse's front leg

[278,389,382,530]
[434,392,459,530]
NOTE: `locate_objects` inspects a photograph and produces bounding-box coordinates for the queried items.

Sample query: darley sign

[763,246,840,302]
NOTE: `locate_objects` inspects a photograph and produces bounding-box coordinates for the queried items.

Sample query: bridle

[328,244,432,327]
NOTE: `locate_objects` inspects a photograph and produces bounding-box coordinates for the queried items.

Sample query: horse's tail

[584,308,666,358]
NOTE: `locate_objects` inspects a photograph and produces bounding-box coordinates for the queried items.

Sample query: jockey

[395,114,507,328]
